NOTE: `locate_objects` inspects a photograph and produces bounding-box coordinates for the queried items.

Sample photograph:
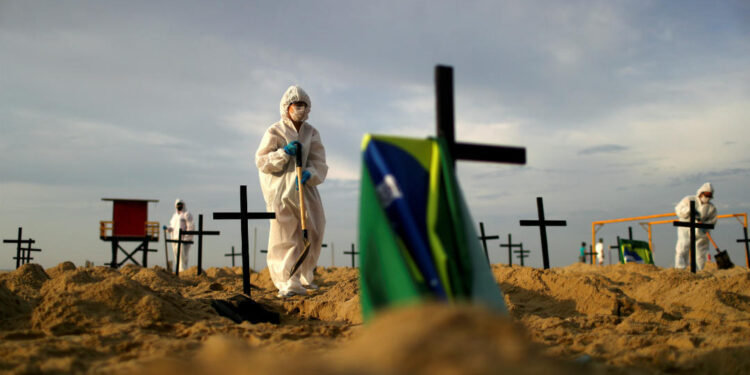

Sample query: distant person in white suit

[674,183,717,271]
[167,198,194,272]
[595,238,605,265]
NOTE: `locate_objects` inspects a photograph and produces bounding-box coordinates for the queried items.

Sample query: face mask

[699,196,710,205]
[290,105,306,121]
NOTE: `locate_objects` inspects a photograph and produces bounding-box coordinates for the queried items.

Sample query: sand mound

[45,261,77,279]
[31,266,215,335]
[0,263,50,302]
[493,263,750,373]
[0,284,30,329]
[273,267,362,323]
[160,304,584,375]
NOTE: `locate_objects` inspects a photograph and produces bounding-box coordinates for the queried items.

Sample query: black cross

[583,245,597,265]
[225,246,241,267]
[609,236,621,265]
[13,238,41,266]
[737,226,750,269]
[499,233,522,266]
[519,197,567,269]
[673,200,714,273]
[477,222,500,261]
[213,185,275,296]
[514,244,530,266]
[181,214,220,276]
[165,231,193,276]
[3,227,35,269]
[435,66,526,168]
[344,243,359,268]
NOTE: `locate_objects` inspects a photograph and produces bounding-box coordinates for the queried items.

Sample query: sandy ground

[0,261,749,374]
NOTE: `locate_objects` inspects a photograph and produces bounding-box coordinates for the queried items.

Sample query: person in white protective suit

[167,199,195,272]
[255,85,327,298]
[595,238,605,265]
[674,182,717,271]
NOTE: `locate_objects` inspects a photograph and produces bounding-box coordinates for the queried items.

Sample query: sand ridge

[0,261,748,374]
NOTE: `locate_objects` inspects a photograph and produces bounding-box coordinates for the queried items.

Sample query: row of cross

[2,227,41,269]
[6,65,750,296]
[478,197,567,268]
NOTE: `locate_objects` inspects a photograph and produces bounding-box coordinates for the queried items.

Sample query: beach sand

[1,261,748,374]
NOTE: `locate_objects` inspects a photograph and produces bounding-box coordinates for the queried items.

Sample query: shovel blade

[289,238,312,278]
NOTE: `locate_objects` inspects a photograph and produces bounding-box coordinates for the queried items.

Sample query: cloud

[577,144,629,156]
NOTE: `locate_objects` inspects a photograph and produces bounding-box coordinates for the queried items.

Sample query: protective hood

[279,85,311,125]
[175,198,186,211]
[696,182,714,198]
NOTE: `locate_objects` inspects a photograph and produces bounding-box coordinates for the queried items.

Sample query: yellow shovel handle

[296,166,307,231]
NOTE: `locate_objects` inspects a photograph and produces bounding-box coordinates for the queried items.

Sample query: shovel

[707,232,734,269]
[289,142,312,277]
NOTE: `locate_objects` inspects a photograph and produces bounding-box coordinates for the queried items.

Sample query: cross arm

[213,212,276,220]
[454,143,526,165]
[182,230,220,236]
[519,220,567,226]
[672,221,715,229]
[165,238,194,244]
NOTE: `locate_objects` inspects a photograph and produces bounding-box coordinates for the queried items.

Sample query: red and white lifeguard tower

[100,198,160,268]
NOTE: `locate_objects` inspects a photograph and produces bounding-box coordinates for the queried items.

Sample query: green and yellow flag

[358,135,507,321]
[618,239,654,265]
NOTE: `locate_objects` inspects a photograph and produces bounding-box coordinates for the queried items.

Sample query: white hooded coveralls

[595,241,604,265]
[255,86,327,294]
[675,182,717,271]
[168,198,195,272]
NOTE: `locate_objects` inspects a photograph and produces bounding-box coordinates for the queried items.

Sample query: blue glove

[283,141,301,156]
[295,170,311,190]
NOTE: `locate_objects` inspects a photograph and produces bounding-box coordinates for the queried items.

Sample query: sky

[1,0,749,271]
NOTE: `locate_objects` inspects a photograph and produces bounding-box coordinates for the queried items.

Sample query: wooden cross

[213,185,275,296]
[499,233,522,266]
[514,244,530,266]
[18,240,42,266]
[673,200,714,273]
[166,231,193,276]
[181,214,220,276]
[583,245,597,265]
[737,226,750,269]
[435,65,526,168]
[609,236,621,265]
[3,228,35,269]
[225,246,240,267]
[477,222,500,261]
[344,243,359,268]
[519,197,567,269]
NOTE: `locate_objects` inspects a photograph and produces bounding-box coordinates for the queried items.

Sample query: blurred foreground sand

[1,261,749,374]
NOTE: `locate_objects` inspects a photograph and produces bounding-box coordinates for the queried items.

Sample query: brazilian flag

[358,135,507,321]
[618,239,654,265]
